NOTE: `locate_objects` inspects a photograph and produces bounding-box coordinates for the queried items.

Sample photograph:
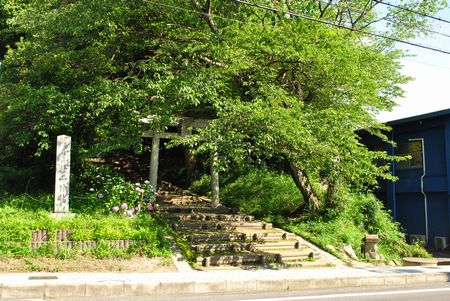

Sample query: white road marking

[234,287,450,301]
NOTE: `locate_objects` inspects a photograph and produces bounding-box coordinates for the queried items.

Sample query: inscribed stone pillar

[54,135,71,214]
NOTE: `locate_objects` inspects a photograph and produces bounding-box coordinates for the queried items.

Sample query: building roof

[386,108,450,126]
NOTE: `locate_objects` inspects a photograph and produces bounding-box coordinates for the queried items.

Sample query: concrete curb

[0,268,449,299]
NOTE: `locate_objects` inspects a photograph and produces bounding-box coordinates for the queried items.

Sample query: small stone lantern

[363,234,381,260]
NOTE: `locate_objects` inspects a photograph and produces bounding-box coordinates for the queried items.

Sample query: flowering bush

[110,200,155,218]
[109,181,156,218]
[75,164,155,215]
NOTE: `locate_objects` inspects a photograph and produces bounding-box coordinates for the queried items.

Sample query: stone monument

[52,135,74,218]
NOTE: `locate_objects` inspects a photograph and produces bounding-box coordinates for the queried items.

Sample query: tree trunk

[289,161,321,211]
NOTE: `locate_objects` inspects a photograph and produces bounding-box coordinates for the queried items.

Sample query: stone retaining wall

[30,230,134,251]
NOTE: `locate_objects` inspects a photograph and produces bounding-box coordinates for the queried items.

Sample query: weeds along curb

[165,234,193,272]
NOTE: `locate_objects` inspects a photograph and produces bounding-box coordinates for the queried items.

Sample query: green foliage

[0,0,444,263]
[0,0,29,59]
[171,231,196,265]
[0,195,170,258]
[221,169,303,219]
[0,193,53,212]
[189,174,211,197]
[0,166,33,193]
[91,240,131,260]
[0,0,446,201]
[56,244,77,260]
[284,192,430,261]
[71,163,154,214]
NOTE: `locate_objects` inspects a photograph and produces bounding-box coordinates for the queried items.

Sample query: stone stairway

[157,182,341,269]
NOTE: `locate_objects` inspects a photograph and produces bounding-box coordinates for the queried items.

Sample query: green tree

[0,0,446,209]
[0,0,29,59]
[179,0,444,210]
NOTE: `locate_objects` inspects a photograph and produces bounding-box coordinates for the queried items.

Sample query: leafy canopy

[0,0,447,207]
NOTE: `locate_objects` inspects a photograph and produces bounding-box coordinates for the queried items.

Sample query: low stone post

[363,234,381,260]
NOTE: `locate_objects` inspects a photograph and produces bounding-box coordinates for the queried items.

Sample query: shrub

[71,164,154,214]
[284,191,430,261]
[189,174,211,197]
[221,169,303,219]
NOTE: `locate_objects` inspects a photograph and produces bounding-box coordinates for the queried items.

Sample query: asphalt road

[16,283,450,301]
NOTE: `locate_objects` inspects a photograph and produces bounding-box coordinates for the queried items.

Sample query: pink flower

[112,206,119,213]
[121,203,128,210]
[146,203,154,211]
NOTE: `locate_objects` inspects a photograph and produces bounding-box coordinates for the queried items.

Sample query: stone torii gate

[141,117,220,207]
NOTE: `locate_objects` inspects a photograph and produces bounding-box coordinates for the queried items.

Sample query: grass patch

[0,194,171,259]
[220,168,430,262]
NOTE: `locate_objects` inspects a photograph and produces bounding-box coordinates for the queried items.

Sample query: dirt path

[0,256,177,273]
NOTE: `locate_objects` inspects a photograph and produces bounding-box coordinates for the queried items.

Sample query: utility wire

[315,0,450,38]
[404,58,450,71]
[234,0,450,55]
[146,0,450,56]
[374,0,450,24]
[383,17,450,38]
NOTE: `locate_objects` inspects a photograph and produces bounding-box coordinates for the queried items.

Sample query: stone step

[187,233,247,243]
[277,251,321,262]
[191,240,309,253]
[166,213,255,222]
[191,243,250,253]
[250,232,295,241]
[159,205,233,214]
[173,221,271,231]
[196,253,281,267]
[250,240,304,251]
[157,184,339,269]
[284,261,331,268]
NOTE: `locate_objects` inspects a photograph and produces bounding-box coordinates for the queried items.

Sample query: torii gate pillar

[210,152,220,208]
[149,134,160,193]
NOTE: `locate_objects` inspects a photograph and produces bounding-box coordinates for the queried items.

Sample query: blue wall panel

[396,193,425,235]
[427,193,449,240]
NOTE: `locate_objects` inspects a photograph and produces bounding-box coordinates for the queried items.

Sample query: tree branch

[190,0,218,34]
[318,0,333,18]
[199,55,227,67]
[352,0,377,28]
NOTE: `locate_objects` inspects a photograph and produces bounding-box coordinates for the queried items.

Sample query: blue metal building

[364,108,450,248]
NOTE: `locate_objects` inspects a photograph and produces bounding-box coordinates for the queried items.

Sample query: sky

[376,5,450,122]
